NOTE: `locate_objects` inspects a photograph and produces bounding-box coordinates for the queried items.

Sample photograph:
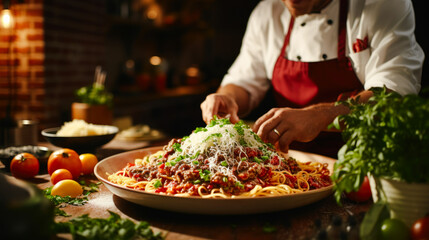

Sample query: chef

[200,0,424,157]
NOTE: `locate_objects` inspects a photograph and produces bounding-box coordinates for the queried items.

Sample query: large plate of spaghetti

[95,118,335,215]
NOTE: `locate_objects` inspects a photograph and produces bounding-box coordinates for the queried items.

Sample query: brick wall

[0,0,44,126]
[0,0,106,132]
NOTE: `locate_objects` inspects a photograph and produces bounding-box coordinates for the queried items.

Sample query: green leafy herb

[208,115,231,127]
[43,181,101,217]
[190,150,200,159]
[262,222,277,233]
[153,180,162,189]
[359,202,390,240]
[222,176,228,182]
[253,157,261,164]
[172,143,182,152]
[204,133,222,142]
[235,181,244,189]
[233,121,246,136]
[54,211,163,240]
[239,138,248,146]
[199,169,211,182]
[331,87,429,203]
[220,161,228,167]
[194,127,207,133]
[75,84,113,107]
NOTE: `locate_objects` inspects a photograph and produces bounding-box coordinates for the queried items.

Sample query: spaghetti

[108,118,332,198]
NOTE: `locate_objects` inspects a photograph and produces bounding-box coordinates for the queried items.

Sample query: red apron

[271,0,363,158]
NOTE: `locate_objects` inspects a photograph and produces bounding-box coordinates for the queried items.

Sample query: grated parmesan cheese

[56,119,112,136]
[171,119,285,181]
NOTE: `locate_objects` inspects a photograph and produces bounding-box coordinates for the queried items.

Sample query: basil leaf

[360,202,390,240]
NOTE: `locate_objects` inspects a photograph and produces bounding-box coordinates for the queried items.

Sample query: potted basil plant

[330,87,429,228]
[72,83,114,125]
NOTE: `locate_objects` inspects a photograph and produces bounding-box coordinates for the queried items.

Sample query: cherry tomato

[381,218,410,240]
[79,153,98,175]
[51,179,83,198]
[48,148,82,179]
[50,168,73,185]
[411,215,429,240]
[10,153,40,179]
[346,176,372,202]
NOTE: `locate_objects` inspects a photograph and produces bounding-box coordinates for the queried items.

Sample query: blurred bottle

[326,215,347,240]
[344,215,360,240]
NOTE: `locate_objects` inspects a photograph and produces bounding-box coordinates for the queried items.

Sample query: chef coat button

[327,19,333,25]
[322,54,328,60]
[301,22,306,27]
[297,55,302,61]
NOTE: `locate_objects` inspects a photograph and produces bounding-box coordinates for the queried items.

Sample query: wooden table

[3,139,372,240]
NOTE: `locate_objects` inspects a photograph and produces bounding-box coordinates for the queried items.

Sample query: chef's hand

[252,104,341,153]
[200,93,240,124]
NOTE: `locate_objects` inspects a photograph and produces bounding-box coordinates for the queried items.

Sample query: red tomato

[50,168,73,185]
[346,176,372,202]
[10,153,40,179]
[411,215,429,240]
[47,148,82,179]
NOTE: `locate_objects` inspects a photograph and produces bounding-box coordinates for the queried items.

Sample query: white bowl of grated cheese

[41,119,118,152]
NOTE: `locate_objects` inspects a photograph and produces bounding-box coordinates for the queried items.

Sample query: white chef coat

[221,0,424,111]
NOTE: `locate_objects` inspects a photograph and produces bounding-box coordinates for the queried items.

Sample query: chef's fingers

[252,108,276,133]
[277,131,293,153]
[255,111,282,143]
[218,96,239,123]
[201,95,219,124]
[228,111,240,124]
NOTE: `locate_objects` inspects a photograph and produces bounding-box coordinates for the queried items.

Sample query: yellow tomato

[51,179,83,198]
[79,153,98,175]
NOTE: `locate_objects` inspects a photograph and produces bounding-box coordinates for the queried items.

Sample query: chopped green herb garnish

[43,181,101,217]
[235,181,244,189]
[262,222,277,233]
[208,115,231,127]
[204,133,223,142]
[172,143,182,152]
[239,138,247,146]
[253,157,261,164]
[54,211,164,240]
[199,169,211,182]
[221,161,228,167]
[234,123,245,136]
[190,151,200,159]
[194,127,208,133]
[153,180,162,189]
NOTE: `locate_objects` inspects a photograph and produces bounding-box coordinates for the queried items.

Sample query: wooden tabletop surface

[2,138,372,240]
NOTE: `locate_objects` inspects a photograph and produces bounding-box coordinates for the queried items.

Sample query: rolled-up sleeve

[362,0,424,95]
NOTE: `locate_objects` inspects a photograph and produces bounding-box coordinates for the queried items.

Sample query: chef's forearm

[310,89,376,131]
[217,84,251,116]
